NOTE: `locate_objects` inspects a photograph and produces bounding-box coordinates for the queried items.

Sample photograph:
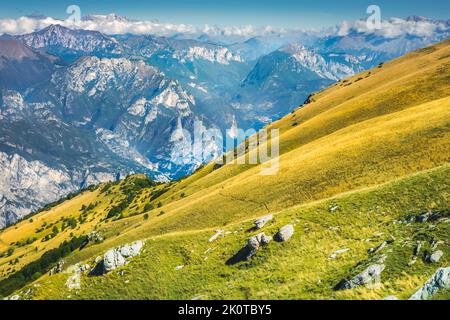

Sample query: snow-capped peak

[150,80,194,115]
[335,16,450,39]
[54,56,162,97]
[83,13,130,23]
[280,43,356,81]
[174,46,243,64]
[18,24,119,52]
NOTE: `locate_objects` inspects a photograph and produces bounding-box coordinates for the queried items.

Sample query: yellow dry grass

[0,39,449,299]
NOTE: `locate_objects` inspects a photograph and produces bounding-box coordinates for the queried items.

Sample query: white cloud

[336,17,448,39]
[81,14,198,36]
[0,13,297,38]
[0,13,447,40]
[0,14,199,36]
[0,16,64,35]
[337,21,351,36]
[202,24,289,37]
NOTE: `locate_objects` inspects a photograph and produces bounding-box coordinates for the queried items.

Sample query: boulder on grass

[226,233,272,265]
[428,250,443,264]
[274,224,294,242]
[91,240,145,274]
[254,214,273,229]
[335,264,385,290]
[248,233,272,253]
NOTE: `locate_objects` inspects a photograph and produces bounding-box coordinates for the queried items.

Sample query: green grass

[22,164,450,300]
[1,39,449,300]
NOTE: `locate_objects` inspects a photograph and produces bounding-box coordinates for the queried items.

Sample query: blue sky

[0,0,448,28]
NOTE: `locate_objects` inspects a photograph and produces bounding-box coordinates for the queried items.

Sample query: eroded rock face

[49,260,65,275]
[409,267,450,300]
[274,224,294,242]
[254,214,273,229]
[102,240,145,273]
[0,152,76,228]
[0,151,116,229]
[335,264,385,290]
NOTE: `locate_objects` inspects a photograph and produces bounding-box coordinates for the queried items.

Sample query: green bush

[0,235,88,298]
[143,203,154,212]
[7,248,14,257]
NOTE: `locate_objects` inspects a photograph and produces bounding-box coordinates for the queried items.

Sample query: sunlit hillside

[0,39,449,300]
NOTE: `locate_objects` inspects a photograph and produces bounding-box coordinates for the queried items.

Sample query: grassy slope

[0,39,449,299]
[24,165,450,300]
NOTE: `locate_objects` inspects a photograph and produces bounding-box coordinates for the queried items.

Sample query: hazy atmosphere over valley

[0,0,449,305]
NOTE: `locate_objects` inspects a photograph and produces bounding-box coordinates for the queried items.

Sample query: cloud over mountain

[0,13,300,38]
[1,13,448,41]
[336,16,449,38]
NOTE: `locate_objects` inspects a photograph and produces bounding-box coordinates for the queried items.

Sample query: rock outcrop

[414,242,423,256]
[87,231,103,243]
[102,241,145,273]
[65,264,82,291]
[274,224,294,242]
[335,264,385,290]
[415,211,441,223]
[226,233,272,265]
[49,259,65,275]
[254,214,273,229]
[247,233,272,255]
[0,151,116,229]
[368,241,387,254]
[428,250,443,264]
[409,267,450,300]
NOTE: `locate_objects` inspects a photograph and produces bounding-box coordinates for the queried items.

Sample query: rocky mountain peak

[405,16,430,23]
[83,13,131,23]
[17,24,118,53]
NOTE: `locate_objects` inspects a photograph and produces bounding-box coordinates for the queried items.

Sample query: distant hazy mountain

[232,43,364,124]
[0,35,55,90]
[318,16,450,65]
[17,25,123,61]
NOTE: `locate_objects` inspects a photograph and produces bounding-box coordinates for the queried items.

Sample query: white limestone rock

[254,214,273,229]
[335,264,385,290]
[274,224,294,242]
[102,240,145,273]
[409,267,450,300]
[428,250,444,264]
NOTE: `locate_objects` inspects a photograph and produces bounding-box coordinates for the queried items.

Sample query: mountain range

[0,38,448,300]
[0,16,449,228]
